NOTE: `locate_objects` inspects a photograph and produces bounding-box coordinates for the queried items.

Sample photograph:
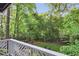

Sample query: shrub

[60,40,79,56]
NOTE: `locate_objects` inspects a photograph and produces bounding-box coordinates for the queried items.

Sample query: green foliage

[10,3,36,40]
[60,40,79,56]
[63,8,79,35]
[4,3,78,42]
[35,41,62,52]
[60,8,79,44]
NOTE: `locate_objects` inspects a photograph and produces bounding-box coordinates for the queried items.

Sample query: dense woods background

[0,3,79,55]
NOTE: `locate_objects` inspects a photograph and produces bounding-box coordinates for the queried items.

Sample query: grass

[34,41,62,52]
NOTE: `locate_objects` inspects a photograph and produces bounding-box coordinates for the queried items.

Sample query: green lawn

[34,41,62,52]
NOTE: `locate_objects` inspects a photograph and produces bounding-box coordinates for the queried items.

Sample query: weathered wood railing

[0,39,67,56]
[0,40,7,55]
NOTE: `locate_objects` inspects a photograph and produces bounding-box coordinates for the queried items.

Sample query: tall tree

[14,4,19,39]
[13,3,36,40]
[5,7,10,39]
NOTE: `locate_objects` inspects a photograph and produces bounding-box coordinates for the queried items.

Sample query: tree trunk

[14,4,19,39]
[0,14,4,39]
[5,7,10,39]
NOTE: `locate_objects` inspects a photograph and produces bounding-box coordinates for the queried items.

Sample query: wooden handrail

[7,39,67,56]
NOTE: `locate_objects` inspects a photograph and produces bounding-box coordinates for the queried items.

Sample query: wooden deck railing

[0,39,67,56]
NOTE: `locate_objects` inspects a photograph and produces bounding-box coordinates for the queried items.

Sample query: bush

[60,40,79,56]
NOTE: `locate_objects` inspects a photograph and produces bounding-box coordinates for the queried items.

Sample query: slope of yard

[33,41,62,52]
